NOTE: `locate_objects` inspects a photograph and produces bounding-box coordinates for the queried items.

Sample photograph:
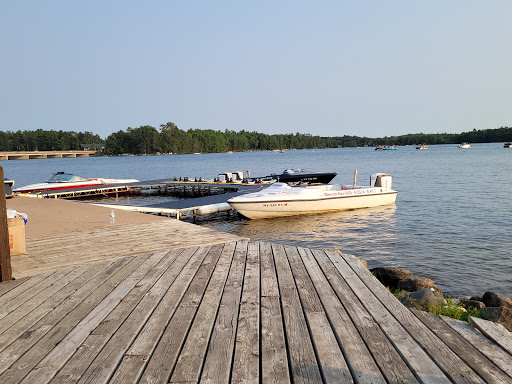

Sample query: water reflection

[233,205,397,251]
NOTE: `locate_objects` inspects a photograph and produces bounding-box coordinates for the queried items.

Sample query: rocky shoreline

[369,265,512,332]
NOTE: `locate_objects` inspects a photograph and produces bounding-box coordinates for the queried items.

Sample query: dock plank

[137,244,223,384]
[231,241,260,383]
[0,261,111,352]
[299,248,385,384]
[19,249,172,384]
[469,316,512,355]
[441,315,512,378]
[413,309,512,383]
[108,246,207,384]
[170,242,236,383]
[50,249,185,384]
[0,256,135,377]
[260,242,290,384]
[285,245,352,383]
[311,249,417,384]
[200,240,248,384]
[272,243,323,384]
[333,250,484,384]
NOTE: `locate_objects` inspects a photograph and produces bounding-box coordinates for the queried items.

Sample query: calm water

[2,143,511,297]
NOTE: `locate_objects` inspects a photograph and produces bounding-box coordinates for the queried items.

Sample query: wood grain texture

[300,248,385,384]
[469,316,512,355]
[442,315,512,378]
[333,250,485,384]
[272,243,323,384]
[413,309,511,384]
[200,240,248,384]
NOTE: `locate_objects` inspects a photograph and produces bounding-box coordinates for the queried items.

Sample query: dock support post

[0,166,12,281]
[193,209,198,223]
[176,211,180,220]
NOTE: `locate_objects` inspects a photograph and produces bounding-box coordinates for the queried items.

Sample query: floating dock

[17,179,271,220]
[1,240,511,383]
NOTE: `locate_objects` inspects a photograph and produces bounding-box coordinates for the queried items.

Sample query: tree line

[1,124,512,155]
[0,129,102,151]
[104,123,512,155]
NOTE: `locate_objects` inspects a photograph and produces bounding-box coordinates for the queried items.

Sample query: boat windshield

[46,173,89,183]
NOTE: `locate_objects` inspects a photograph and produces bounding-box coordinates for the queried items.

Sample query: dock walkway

[0,240,511,383]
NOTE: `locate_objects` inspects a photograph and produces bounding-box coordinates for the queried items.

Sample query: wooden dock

[1,240,511,383]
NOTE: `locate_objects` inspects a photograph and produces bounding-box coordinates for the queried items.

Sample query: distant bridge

[0,150,97,160]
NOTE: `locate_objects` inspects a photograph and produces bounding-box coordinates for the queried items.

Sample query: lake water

[2,143,511,297]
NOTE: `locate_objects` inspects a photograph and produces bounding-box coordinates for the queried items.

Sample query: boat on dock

[228,173,397,219]
[13,172,139,194]
[249,169,337,184]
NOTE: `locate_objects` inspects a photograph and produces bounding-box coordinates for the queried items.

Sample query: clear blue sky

[2,1,512,139]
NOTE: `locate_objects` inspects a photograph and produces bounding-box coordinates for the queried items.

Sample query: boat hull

[229,191,397,219]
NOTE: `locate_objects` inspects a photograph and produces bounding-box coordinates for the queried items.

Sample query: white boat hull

[228,183,397,219]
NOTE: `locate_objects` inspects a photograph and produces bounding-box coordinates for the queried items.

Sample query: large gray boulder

[370,267,413,290]
[400,288,446,310]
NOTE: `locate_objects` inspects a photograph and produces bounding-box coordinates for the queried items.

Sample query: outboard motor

[370,173,393,189]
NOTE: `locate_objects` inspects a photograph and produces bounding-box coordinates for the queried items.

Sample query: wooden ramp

[0,241,511,383]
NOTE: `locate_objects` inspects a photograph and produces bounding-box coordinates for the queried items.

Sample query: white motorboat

[13,172,139,194]
[458,142,471,149]
[504,142,512,148]
[227,173,397,219]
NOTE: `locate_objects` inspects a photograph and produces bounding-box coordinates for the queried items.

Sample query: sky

[1,1,512,139]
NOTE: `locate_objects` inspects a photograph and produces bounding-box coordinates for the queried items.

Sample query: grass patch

[390,289,481,322]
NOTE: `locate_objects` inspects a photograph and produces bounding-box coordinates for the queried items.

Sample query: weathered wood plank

[137,244,223,384]
[300,248,385,384]
[285,245,352,383]
[0,265,89,329]
[259,242,290,384]
[272,243,323,384]
[0,261,112,352]
[19,249,172,384]
[0,256,134,376]
[50,248,188,384]
[200,240,248,384]
[170,242,237,383]
[109,246,210,384]
[469,316,512,355]
[441,315,512,378]
[0,269,66,318]
[0,277,30,297]
[311,249,417,384]
[0,254,143,382]
[260,241,280,298]
[231,241,260,384]
[332,250,483,384]
[413,309,512,383]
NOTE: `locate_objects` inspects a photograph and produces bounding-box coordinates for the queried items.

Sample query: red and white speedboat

[13,172,139,194]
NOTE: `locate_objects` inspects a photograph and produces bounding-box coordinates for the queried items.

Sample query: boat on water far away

[13,172,139,194]
[458,142,471,149]
[228,173,397,219]
[416,144,429,149]
[375,145,397,150]
[504,142,512,148]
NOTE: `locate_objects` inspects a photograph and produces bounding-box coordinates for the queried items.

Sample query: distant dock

[0,150,97,160]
